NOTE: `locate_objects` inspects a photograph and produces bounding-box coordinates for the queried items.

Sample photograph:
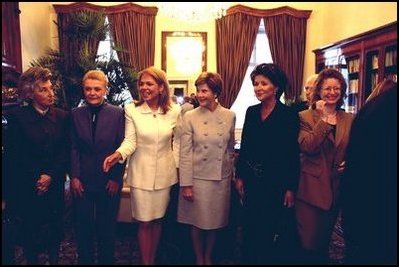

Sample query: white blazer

[117,102,181,190]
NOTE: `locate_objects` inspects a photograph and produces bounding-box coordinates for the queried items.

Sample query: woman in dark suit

[295,68,353,264]
[3,67,69,264]
[70,70,125,264]
[235,63,300,264]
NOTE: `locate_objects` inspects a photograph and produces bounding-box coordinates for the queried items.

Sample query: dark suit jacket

[341,88,397,264]
[70,103,125,192]
[3,104,69,214]
[236,101,300,192]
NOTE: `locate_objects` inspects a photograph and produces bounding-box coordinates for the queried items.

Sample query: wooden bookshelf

[313,21,397,113]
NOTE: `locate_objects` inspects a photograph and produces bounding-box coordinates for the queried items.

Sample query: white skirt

[130,186,171,222]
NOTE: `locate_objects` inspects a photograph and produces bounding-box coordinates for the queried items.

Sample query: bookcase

[313,21,397,113]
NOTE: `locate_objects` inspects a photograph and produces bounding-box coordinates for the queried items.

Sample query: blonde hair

[82,70,108,89]
[136,66,172,114]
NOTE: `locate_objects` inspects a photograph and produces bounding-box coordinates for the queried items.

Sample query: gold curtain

[107,3,158,72]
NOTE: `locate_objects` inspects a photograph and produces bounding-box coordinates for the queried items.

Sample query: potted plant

[31,10,138,109]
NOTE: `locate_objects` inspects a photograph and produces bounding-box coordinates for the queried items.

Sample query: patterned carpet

[12,214,345,265]
[10,186,345,265]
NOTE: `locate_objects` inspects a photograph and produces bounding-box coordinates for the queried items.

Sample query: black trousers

[73,190,121,264]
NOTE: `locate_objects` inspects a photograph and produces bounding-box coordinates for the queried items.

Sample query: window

[230,19,273,129]
[96,16,133,106]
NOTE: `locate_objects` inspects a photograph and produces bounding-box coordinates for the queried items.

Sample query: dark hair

[18,66,52,101]
[250,63,287,99]
[195,72,223,97]
[312,68,347,109]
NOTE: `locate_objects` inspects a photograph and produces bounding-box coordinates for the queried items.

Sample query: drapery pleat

[216,5,311,105]
[216,14,261,108]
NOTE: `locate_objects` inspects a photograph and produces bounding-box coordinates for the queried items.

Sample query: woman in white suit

[103,66,181,265]
[177,72,236,265]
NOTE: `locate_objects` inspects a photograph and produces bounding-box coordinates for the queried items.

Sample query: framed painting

[169,80,188,97]
[162,31,207,76]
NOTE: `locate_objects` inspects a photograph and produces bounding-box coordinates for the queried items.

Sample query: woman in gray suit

[177,72,236,265]
[296,68,353,264]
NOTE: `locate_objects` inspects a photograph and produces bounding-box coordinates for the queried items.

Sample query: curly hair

[312,68,347,109]
[18,66,52,101]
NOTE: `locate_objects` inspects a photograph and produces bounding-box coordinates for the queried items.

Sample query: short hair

[195,72,223,97]
[250,63,287,99]
[312,68,347,109]
[136,66,171,114]
[18,66,52,101]
[82,70,108,88]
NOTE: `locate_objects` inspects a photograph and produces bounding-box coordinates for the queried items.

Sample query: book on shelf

[371,55,379,70]
[385,50,397,67]
[348,79,359,94]
[348,58,360,73]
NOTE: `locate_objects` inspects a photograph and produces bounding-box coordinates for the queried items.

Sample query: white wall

[19,2,53,71]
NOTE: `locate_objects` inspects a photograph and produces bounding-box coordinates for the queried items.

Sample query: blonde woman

[103,66,181,265]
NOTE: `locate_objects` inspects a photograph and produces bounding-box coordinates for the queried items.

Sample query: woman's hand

[235,178,245,199]
[71,177,84,198]
[106,180,120,196]
[103,152,122,173]
[283,190,295,208]
[36,174,52,195]
[182,186,194,202]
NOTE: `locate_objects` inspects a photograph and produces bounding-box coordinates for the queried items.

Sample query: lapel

[80,106,94,143]
[311,109,335,144]
[137,102,161,115]
[26,104,57,124]
[45,106,58,123]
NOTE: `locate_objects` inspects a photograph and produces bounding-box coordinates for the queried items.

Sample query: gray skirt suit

[177,104,236,230]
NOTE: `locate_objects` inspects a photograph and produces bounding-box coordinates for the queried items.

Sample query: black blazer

[3,104,70,211]
[236,101,300,192]
[70,103,125,192]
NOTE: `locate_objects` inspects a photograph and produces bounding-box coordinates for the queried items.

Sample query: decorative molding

[226,4,312,19]
[53,2,158,15]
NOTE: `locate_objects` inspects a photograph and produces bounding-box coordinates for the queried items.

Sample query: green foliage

[30,10,137,109]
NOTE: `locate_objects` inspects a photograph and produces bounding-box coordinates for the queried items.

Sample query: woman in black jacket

[4,67,70,264]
